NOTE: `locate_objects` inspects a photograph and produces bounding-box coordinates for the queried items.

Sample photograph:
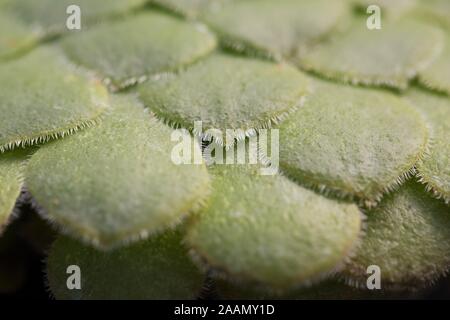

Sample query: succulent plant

[0,0,449,299]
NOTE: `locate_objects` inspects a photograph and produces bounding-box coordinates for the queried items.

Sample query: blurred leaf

[47,230,204,299]
[61,11,216,90]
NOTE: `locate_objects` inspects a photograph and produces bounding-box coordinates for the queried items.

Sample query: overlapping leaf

[0,12,39,60]
[185,165,362,290]
[419,33,450,95]
[150,0,233,18]
[201,0,348,60]
[0,47,108,153]
[61,11,216,90]
[279,79,428,206]
[139,53,309,147]
[4,0,147,36]
[47,230,204,299]
[0,150,27,233]
[343,181,450,290]
[299,18,443,89]
[407,89,450,203]
[26,95,210,249]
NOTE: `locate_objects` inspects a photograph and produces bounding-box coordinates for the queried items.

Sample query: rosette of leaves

[0,0,449,300]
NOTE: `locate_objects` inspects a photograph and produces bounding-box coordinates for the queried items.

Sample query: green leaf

[419,33,450,95]
[299,18,443,89]
[0,150,27,233]
[25,95,210,249]
[415,0,450,29]
[342,180,450,290]
[185,165,362,290]
[0,46,108,153]
[201,0,348,60]
[279,79,428,206]
[150,0,233,18]
[407,89,450,203]
[47,230,204,299]
[5,0,147,35]
[139,53,309,147]
[0,12,39,60]
[61,11,217,90]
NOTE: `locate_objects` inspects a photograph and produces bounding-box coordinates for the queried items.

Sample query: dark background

[1,201,450,300]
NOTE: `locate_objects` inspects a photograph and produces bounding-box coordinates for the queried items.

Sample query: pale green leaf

[5,0,147,35]
[25,95,210,249]
[0,150,27,233]
[185,165,362,290]
[47,230,204,299]
[0,12,39,60]
[150,0,233,18]
[139,53,309,147]
[61,11,217,90]
[279,79,428,206]
[342,181,450,290]
[419,33,450,95]
[415,0,450,29]
[201,0,349,59]
[0,46,108,153]
[407,88,450,203]
[299,18,443,89]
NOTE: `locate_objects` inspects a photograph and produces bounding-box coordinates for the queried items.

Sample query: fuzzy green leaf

[139,53,309,146]
[25,95,210,249]
[342,181,450,290]
[61,11,216,90]
[201,0,348,59]
[419,33,450,95]
[407,89,450,203]
[47,230,204,299]
[0,12,39,60]
[185,165,362,290]
[0,151,27,233]
[299,19,443,89]
[279,79,428,206]
[0,47,108,153]
[5,0,147,35]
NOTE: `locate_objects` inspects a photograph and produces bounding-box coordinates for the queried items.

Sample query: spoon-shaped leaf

[26,95,210,249]
[342,180,450,290]
[150,0,233,18]
[201,0,348,60]
[185,165,362,291]
[299,18,443,89]
[407,89,450,203]
[47,230,204,299]
[0,47,108,153]
[139,53,309,147]
[279,78,428,206]
[61,11,216,90]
